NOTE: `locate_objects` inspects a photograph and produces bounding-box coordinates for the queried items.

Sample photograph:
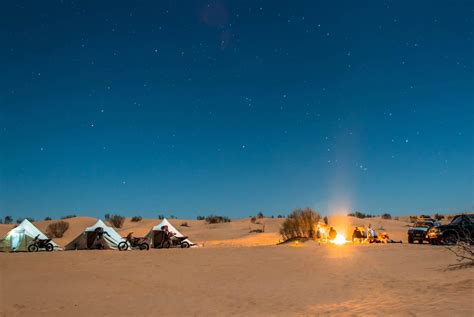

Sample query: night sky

[1,1,473,220]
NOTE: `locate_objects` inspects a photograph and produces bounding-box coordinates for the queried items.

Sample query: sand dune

[1,242,472,316]
[1,215,473,316]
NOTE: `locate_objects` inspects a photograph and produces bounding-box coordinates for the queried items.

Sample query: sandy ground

[1,243,473,316]
[1,215,473,316]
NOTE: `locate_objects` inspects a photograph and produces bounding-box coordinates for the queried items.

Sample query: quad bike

[118,232,149,251]
[28,235,54,252]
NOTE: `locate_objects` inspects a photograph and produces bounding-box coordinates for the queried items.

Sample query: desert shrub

[348,211,374,219]
[434,213,445,221]
[205,214,231,224]
[44,216,52,221]
[16,217,34,224]
[169,215,177,219]
[4,216,13,224]
[109,214,125,228]
[104,213,110,221]
[271,215,274,218]
[381,213,392,220]
[61,214,76,219]
[280,208,321,241]
[158,214,165,220]
[196,215,205,220]
[323,216,329,225]
[181,222,189,227]
[46,221,69,238]
[131,216,142,222]
[250,217,257,223]
[257,212,264,218]
[277,214,284,218]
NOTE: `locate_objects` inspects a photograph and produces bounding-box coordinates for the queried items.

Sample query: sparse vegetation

[44,217,52,221]
[108,214,125,228]
[277,214,284,218]
[61,214,76,219]
[280,208,321,241]
[46,221,69,238]
[4,215,13,224]
[205,214,231,224]
[381,213,392,220]
[409,216,417,223]
[16,217,35,224]
[196,216,205,220]
[181,222,189,227]
[257,212,264,218]
[434,213,445,221]
[158,214,165,220]
[131,216,142,222]
[250,217,257,223]
[169,215,177,219]
[348,211,375,219]
[104,214,110,221]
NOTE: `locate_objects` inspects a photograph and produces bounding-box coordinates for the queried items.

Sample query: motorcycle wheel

[45,243,54,252]
[139,243,149,250]
[163,241,171,249]
[118,241,128,251]
[180,242,190,248]
[28,244,38,252]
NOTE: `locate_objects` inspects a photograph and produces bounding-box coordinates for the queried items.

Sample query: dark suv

[408,218,439,244]
[427,214,474,245]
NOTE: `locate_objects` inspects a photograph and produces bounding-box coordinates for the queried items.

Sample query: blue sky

[1,1,472,220]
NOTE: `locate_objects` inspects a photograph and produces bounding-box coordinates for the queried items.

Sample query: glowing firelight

[333,233,347,245]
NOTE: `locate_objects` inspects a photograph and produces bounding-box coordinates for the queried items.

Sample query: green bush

[381,213,392,220]
[47,221,69,238]
[44,217,52,221]
[131,216,142,222]
[61,214,76,219]
[109,214,125,228]
[280,208,320,241]
[205,214,231,224]
[196,216,205,220]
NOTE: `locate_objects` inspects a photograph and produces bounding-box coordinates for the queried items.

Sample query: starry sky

[1,1,473,220]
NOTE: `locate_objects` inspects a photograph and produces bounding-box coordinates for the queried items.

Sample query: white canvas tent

[147,218,195,247]
[64,219,126,250]
[0,219,60,252]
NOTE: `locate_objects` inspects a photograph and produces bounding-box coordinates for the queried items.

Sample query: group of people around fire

[314,222,402,244]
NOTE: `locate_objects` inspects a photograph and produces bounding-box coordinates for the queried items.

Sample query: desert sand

[1,216,473,316]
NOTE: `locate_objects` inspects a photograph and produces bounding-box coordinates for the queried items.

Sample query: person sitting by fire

[328,227,337,240]
[367,224,378,243]
[352,227,364,243]
[379,232,403,244]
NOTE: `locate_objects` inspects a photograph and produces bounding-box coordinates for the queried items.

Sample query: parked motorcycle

[28,234,54,252]
[163,235,190,248]
[118,232,149,251]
